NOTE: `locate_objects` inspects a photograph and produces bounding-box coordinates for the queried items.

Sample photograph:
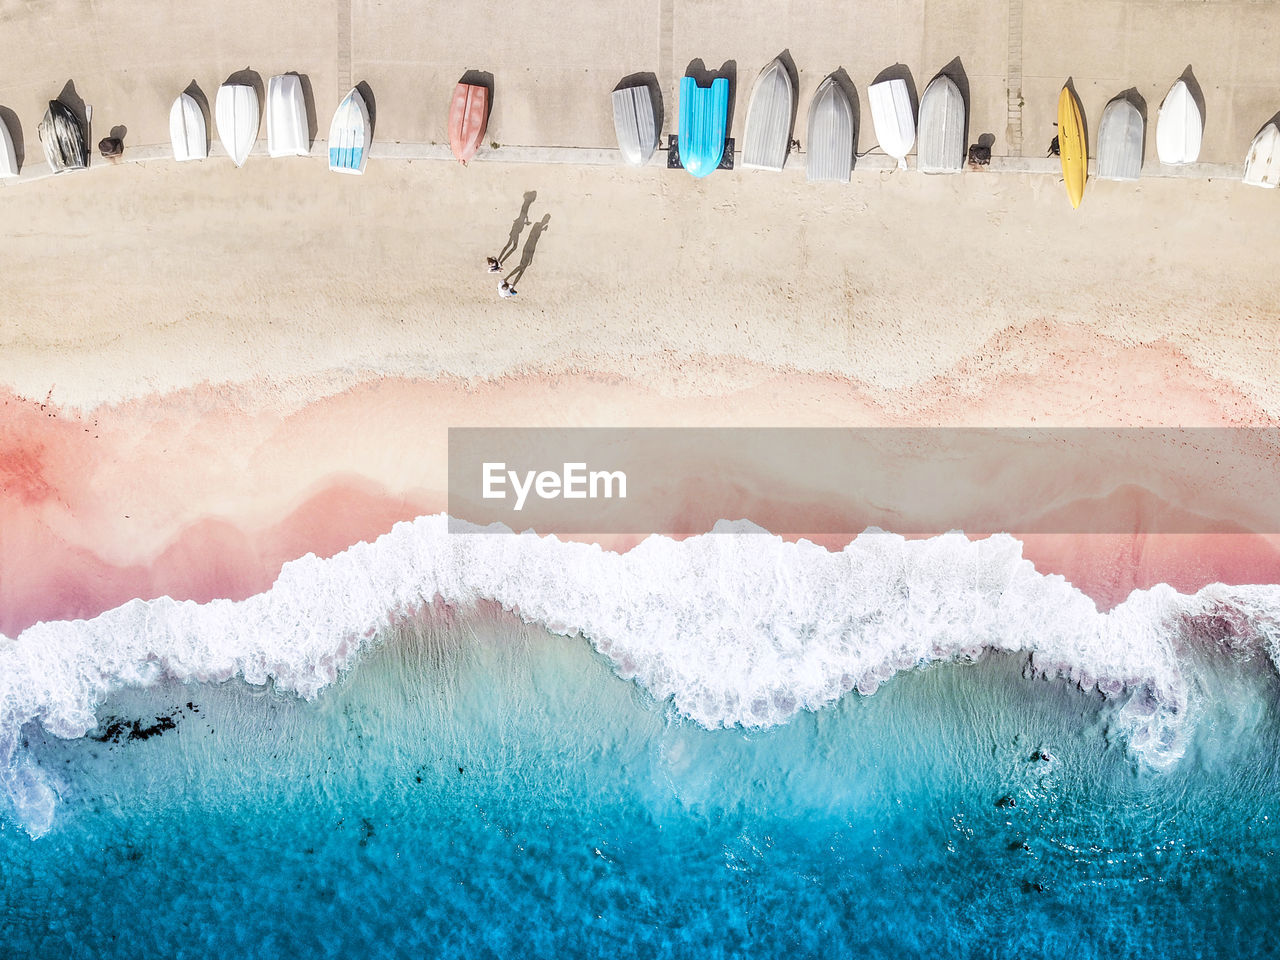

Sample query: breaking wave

[3,513,1280,837]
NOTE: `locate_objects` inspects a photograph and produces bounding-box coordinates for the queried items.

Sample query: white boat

[328,87,371,174]
[1096,97,1143,182]
[1243,121,1280,189]
[868,78,915,170]
[169,93,207,162]
[741,57,794,171]
[267,74,309,158]
[0,114,17,177]
[611,85,658,167]
[1155,80,1201,165]
[216,83,259,167]
[916,74,964,174]
[805,76,854,183]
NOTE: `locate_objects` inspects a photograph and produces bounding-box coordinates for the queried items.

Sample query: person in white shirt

[499,281,517,298]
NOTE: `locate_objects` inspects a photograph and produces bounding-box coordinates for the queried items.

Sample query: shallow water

[5,607,1280,959]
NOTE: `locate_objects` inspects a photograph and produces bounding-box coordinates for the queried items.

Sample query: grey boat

[39,100,87,174]
[1097,96,1143,181]
[917,74,965,174]
[741,57,794,171]
[805,76,854,183]
[612,85,658,167]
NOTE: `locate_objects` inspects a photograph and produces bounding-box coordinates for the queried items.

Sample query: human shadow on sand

[505,214,550,287]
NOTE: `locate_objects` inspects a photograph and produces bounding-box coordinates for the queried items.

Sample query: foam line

[4,514,1280,836]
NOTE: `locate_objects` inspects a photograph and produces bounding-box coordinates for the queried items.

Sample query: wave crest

[3,514,1280,836]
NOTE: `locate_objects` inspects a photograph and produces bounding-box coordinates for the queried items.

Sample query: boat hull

[1096,97,1143,182]
[917,74,964,174]
[742,58,793,171]
[39,100,87,174]
[805,77,854,183]
[0,114,17,177]
[612,86,658,167]
[216,84,260,167]
[1057,85,1087,208]
[1243,122,1280,188]
[677,76,729,178]
[267,74,309,158]
[868,78,915,169]
[169,93,207,163]
[1156,80,1201,165]
[449,83,489,164]
[328,88,371,175]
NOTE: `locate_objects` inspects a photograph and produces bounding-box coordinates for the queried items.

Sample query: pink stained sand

[3,328,1280,635]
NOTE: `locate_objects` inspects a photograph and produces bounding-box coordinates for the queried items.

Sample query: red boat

[449,82,489,164]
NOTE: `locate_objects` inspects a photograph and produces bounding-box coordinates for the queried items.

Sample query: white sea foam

[3,514,1280,836]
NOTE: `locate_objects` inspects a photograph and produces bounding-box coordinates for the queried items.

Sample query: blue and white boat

[677,75,729,178]
[328,87,371,175]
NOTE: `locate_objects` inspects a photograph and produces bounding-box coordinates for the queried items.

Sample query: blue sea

[3,520,1280,957]
[5,599,1280,959]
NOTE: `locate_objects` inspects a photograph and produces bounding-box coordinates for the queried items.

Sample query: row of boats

[614,58,1280,205]
[0,74,491,177]
[3,63,1277,205]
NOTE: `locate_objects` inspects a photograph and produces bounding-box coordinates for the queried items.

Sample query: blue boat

[678,76,729,177]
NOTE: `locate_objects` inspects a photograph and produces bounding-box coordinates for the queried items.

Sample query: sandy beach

[2,1,1280,637]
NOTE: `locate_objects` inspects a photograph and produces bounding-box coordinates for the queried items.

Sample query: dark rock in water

[90,713,178,744]
[996,794,1017,809]
[359,818,376,848]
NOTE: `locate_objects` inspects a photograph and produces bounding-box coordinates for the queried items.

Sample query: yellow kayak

[1058,84,1087,208]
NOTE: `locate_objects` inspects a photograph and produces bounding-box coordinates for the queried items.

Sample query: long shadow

[292,73,319,146]
[684,58,737,134]
[56,79,90,152]
[0,106,23,170]
[615,71,663,143]
[872,63,918,118]
[505,213,550,288]
[497,191,537,266]
[1119,87,1148,164]
[829,68,860,168]
[182,80,211,155]
[355,81,377,138]
[936,56,970,149]
[1177,65,1206,133]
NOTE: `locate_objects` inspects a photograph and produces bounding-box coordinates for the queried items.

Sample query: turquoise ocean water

[4,604,1280,959]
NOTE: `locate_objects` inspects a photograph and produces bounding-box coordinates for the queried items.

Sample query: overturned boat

[449,82,489,164]
[677,75,729,178]
[328,87,371,174]
[1156,79,1201,165]
[267,74,309,158]
[39,100,87,174]
[917,74,964,174]
[612,84,658,167]
[1243,121,1280,189]
[1096,96,1143,182]
[868,78,914,170]
[169,92,207,162]
[741,57,794,171]
[216,83,260,167]
[805,76,854,183]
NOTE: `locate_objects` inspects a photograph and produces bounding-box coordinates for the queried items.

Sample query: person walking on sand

[499,281,517,299]
[486,256,501,273]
